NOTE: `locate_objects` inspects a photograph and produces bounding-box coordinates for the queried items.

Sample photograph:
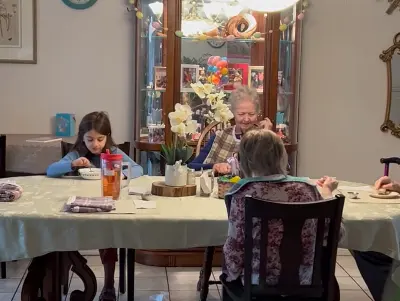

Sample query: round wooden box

[151,181,197,197]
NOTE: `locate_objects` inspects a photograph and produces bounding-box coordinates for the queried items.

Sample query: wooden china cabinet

[132,0,304,266]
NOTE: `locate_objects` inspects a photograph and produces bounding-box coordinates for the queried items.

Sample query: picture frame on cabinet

[181,64,199,92]
[224,63,249,91]
[154,66,167,91]
[0,0,37,64]
[248,66,264,92]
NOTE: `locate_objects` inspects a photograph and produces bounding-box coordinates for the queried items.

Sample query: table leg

[127,249,135,301]
[21,251,97,301]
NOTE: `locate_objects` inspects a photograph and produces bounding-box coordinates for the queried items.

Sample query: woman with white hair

[221,128,345,286]
[188,85,273,173]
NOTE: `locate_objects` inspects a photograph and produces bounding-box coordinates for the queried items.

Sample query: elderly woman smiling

[188,85,272,173]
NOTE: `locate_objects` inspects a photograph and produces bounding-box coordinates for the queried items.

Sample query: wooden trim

[164,1,182,146]
[135,248,223,267]
[265,14,280,126]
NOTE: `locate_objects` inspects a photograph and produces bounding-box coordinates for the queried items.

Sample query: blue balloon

[221,57,227,61]
[212,66,218,72]
[207,66,213,72]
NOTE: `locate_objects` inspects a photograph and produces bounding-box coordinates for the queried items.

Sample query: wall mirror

[380,32,400,138]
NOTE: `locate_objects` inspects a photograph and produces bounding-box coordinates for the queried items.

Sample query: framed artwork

[248,66,264,92]
[154,66,167,91]
[0,0,37,64]
[224,63,249,91]
[181,64,199,92]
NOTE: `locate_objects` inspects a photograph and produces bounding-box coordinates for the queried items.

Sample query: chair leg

[1,262,6,279]
[199,246,215,301]
[119,248,126,294]
[221,285,233,301]
[127,249,135,301]
[62,262,71,295]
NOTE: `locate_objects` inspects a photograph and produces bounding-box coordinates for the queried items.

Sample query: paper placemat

[338,185,372,192]
[114,199,137,214]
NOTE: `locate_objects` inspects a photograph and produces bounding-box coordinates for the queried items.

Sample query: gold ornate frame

[379,32,400,138]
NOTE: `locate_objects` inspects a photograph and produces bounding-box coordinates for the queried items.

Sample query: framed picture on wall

[181,64,199,92]
[223,63,249,91]
[248,66,264,92]
[154,66,167,91]
[0,0,37,64]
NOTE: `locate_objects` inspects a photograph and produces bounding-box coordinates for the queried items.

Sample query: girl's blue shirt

[46,147,143,179]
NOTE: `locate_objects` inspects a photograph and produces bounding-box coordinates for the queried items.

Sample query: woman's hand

[258,117,273,130]
[317,176,338,198]
[375,176,400,193]
[213,163,231,175]
[72,157,91,168]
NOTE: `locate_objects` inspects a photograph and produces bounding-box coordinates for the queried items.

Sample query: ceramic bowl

[78,168,101,180]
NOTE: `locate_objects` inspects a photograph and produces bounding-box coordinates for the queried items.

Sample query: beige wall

[298,0,400,184]
[0,0,134,143]
[1,0,399,183]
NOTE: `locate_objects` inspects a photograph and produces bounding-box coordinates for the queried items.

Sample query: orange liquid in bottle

[102,170,121,200]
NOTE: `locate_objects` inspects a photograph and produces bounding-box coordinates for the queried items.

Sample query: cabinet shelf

[141,34,294,45]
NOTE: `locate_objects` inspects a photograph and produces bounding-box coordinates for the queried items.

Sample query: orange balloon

[218,60,228,68]
[212,56,221,66]
[212,75,220,84]
[221,67,228,75]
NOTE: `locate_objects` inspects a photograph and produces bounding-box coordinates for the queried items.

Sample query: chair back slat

[244,194,345,299]
[0,135,5,178]
[195,120,233,156]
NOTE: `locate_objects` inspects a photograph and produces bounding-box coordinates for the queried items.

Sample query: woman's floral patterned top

[222,180,345,285]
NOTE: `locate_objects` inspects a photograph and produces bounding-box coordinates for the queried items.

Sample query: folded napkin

[65,196,116,213]
[0,182,23,202]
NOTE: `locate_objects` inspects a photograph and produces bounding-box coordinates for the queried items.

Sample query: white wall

[0,0,134,143]
[298,0,400,183]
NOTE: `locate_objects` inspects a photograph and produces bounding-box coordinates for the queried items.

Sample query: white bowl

[78,168,101,180]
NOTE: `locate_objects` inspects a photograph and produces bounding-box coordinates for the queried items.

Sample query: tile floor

[0,248,372,301]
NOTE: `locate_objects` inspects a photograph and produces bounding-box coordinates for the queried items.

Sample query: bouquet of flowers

[161,103,197,165]
[190,82,234,123]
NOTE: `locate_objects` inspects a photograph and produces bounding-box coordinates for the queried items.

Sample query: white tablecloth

[0,176,228,262]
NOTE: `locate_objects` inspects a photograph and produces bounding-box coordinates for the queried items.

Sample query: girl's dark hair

[72,111,116,156]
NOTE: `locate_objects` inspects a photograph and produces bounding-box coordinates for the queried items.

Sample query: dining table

[0,175,400,301]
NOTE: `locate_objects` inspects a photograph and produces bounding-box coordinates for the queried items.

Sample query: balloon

[207,76,212,83]
[212,56,221,66]
[207,56,215,65]
[207,66,213,72]
[215,71,221,77]
[212,75,220,85]
[221,68,228,75]
[221,75,229,84]
[221,57,227,61]
[211,66,218,72]
[216,61,226,69]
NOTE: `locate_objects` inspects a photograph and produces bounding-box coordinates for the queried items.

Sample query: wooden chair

[380,157,400,176]
[220,194,345,301]
[0,135,6,279]
[195,121,234,157]
[60,141,134,297]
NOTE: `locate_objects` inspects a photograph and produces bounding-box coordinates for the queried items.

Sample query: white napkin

[200,171,212,194]
[129,187,151,195]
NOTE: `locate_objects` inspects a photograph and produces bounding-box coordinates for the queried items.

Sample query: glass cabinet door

[134,0,167,175]
[276,3,301,146]
[177,1,267,143]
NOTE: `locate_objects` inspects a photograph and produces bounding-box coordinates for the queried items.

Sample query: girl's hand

[72,157,91,168]
[258,117,273,130]
[375,176,400,193]
[213,163,231,175]
[316,176,328,187]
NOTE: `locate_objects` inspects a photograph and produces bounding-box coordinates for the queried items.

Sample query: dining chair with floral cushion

[220,194,345,301]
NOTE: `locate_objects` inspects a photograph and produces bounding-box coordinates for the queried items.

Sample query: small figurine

[198,67,207,84]
[233,70,242,83]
